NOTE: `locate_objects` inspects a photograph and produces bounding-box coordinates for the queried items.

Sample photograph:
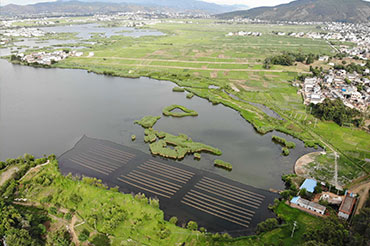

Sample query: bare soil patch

[0,166,19,186]
[295,152,321,177]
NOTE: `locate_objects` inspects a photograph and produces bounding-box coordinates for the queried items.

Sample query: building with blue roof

[299,179,317,193]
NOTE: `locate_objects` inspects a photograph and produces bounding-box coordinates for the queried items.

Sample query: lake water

[0,23,164,57]
[0,59,317,190]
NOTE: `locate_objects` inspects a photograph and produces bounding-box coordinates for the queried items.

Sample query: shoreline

[294,152,321,177]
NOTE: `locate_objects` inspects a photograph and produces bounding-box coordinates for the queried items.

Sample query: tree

[91,234,110,246]
[303,215,350,246]
[299,188,308,198]
[187,221,198,231]
[78,229,90,242]
[169,216,178,225]
[5,228,38,246]
[47,228,72,246]
[256,218,279,234]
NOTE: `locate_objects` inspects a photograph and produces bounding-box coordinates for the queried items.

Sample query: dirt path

[294,152,321,177]
[70,215,79,245]
[20,160,50,181]
[81,59,285,72]
[350,181,370,214]
[0,166,19,186]
[82,56,252,65]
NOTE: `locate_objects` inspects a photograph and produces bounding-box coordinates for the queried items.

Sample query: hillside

[64,0,248,13]
[0,0,247,16]
[0,1,152,16]
[217,0,370,23]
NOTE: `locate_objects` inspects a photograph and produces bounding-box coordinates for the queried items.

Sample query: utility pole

[291,221,297,238]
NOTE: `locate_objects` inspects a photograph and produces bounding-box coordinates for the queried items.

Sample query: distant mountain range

[0,0,248,16]
[217,0,370,23]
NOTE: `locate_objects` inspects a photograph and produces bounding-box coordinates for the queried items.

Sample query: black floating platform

[58,136,279,236]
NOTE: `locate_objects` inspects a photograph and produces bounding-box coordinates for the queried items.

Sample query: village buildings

[301,68,370,112]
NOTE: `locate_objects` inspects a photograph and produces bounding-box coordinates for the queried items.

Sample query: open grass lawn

[53,19,370,184]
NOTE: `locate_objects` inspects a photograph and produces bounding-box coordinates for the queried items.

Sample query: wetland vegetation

[214,159,233,171]
[134,116,161,128]
[162,104,198,117]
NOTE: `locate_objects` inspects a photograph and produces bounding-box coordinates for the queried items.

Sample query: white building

[291,196,326,215]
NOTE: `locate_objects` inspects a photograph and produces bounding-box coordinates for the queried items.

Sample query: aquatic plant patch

[162,104,198,117]
[134,116,161,128]
[214,159,233,171]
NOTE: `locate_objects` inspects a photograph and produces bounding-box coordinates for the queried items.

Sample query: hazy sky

[1,0,294,7]
[1,0,370,7]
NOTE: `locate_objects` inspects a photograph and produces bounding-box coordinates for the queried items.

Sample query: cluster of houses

[301,69,370,112]
[226,31,262,37]
[0,27,45,38]
[290,178,357,220]
[15,50,82,65]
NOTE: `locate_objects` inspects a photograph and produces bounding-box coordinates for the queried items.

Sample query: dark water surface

[0,59,316,190]
[59,136,278,236]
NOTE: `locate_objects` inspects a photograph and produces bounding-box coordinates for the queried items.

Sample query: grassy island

[172,87,185,92]
[214,159,233,171]
[131,135,136,141]
[134,116,161,128]
[186,93,194,99]
[142,128,222,160]
[272,135,296,149]
[162,104,198,117]
[282,147,290,156]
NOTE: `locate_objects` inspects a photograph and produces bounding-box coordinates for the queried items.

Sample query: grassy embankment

[20,19,369,185]
[162,104,198,117]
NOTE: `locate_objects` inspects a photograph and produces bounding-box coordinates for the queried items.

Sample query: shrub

[91,234,110,246]
[172,87,185,92]
[187,221,198,231]
[282,147,290,156]
[169,216,178,225]
[78,229,90,242]
[256,218,279,234]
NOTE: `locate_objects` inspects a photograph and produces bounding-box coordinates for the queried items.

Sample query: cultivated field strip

[137,166,187,184]
[71,155,116,172]
[143,160,194,180]
[181,198,250,228]
[180,177,265,228]
[131,170,182,189]
[117,177,171,199]
[89,143,135,160]
[182,195,251,226]
[197,179,263,206]
[139,162,193,183]
[87,146,134,163]
[116,159,195,199]
[195,183,260,209]
[78,152,121,168]
[146,159,195,176]
[203,176,265,200]
[94,142,136,158]
[68,158,110,176]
